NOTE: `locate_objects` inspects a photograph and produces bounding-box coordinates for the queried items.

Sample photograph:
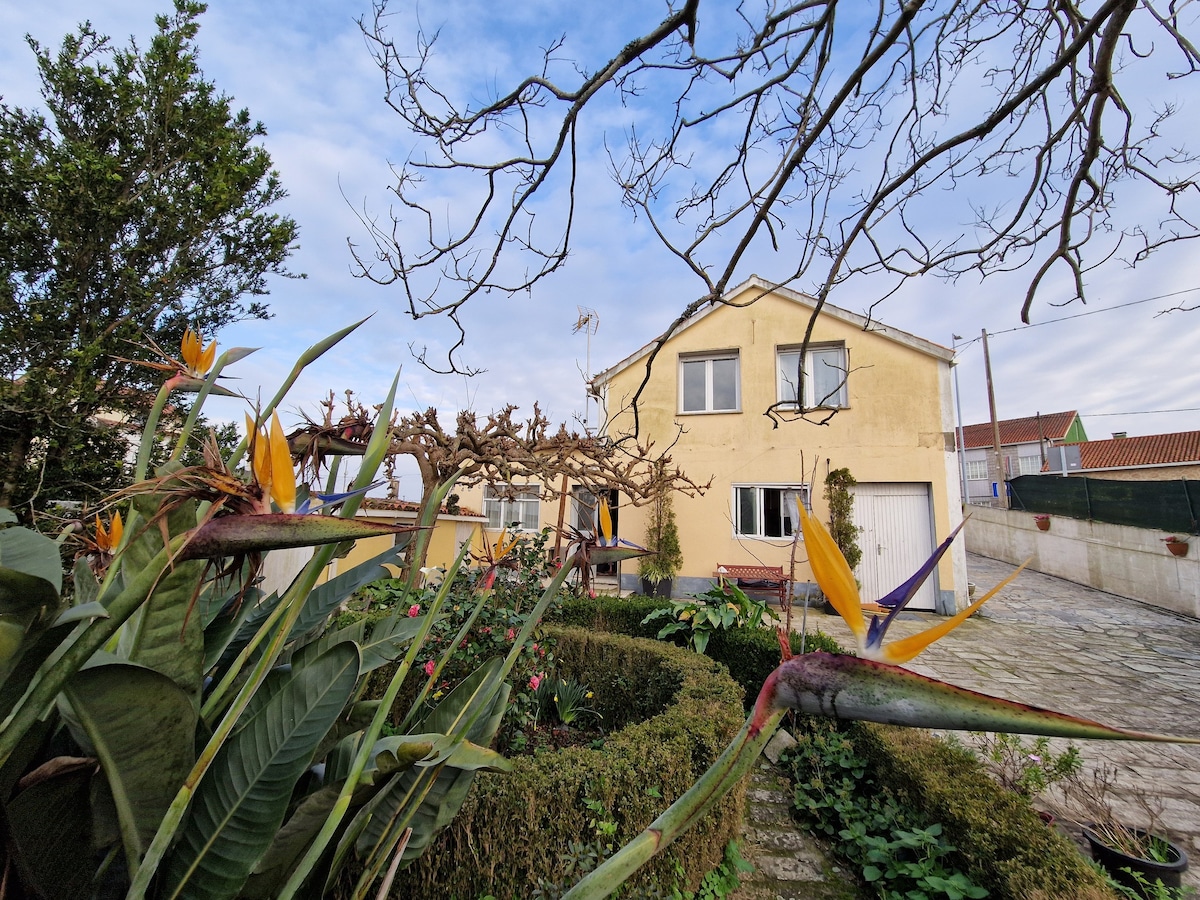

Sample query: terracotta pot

[1167,540,1189,558]
[1035,517,1050,531]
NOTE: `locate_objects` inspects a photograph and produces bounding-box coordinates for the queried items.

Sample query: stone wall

[963,505,1199,618]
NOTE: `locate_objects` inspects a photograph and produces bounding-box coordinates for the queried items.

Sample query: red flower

[423,659,436,677]
[529,674,542,690]
[506,628,516,641]
[408,604,420,617]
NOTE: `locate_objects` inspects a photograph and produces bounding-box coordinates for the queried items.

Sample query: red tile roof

[1072,431,1200,470]
[959,411,1079,450]
[362,497,482,517]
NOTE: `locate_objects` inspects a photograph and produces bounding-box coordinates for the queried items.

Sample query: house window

[964,459,989,481]
[680,352,740,413]
[1017,455,1042,475]
[777,344,849,408]
[734,484,810,539]
[483,484,540,531]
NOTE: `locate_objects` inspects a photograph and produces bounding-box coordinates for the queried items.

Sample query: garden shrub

[372,628,747,899]
[850,723,1114,899]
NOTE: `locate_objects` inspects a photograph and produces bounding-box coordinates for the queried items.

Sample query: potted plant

[1162,536,1189,558]
[639,464,682,597]
[1034,514,1051,531]
[1059,766,1189,898]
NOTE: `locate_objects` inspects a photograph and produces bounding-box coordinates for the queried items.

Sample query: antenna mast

[573,307,599,431]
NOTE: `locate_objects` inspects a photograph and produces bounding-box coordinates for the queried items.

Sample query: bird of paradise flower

[562,505,1200,900]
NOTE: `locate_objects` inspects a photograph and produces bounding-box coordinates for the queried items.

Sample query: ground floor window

[733,484,810,539]
[483,484,541,531]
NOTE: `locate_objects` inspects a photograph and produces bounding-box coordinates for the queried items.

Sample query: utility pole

[951,335,968,507]
[982,328,1007,508]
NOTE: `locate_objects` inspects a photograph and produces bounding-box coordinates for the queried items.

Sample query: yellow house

[258,498,488,595]
[593,276,967,613]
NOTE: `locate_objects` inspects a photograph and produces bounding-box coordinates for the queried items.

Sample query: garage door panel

[852,483,936,611]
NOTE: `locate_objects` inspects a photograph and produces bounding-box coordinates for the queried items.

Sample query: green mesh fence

[1007,475,1200,535]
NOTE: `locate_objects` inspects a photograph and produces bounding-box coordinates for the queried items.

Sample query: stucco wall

[963,505,1199,618]
[599,283,966,607]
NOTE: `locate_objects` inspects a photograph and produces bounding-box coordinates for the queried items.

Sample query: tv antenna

[573,307,599,430]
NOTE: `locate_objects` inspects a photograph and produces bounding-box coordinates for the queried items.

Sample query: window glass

[733,485,808,538]
[712,357,738,410]
[964,459,988,481]
[681,359,707,412]
[777,350,801,404]
[735,486,756,535]
[810,347,847,407]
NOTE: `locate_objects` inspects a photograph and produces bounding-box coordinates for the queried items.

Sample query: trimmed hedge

[550,594,843,707]
[378,627,747,899]
[852,724,1113,899]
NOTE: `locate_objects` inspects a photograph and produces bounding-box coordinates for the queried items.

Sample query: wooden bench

[714,564,789,605]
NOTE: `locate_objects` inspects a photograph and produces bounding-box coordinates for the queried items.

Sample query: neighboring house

[1062,431,1200,481]
[590,275,967,614]
[958,411,1086,504]
[258,497,487,596]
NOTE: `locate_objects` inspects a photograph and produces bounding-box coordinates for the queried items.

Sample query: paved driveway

[804,552,1200,887]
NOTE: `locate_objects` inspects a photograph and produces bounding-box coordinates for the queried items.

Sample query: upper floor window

[1016,455,1042,475]
[734,484,810,539]
[777,344,848,409]
[680,352,740,413]
[483,484,540,531]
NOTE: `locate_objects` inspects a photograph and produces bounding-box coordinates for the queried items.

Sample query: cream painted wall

[597,280,966,608]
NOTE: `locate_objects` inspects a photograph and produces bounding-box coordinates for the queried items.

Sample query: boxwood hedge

[365,627,746,899]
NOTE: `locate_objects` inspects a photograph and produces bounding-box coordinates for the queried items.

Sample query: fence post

[1183,479,1198,534]
[1083,477,1093,520]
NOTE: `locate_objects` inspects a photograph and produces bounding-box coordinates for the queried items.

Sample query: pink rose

[506,628,516,641]
[408,604,420,617]
[528,674,541,691]
[423,659,436,676]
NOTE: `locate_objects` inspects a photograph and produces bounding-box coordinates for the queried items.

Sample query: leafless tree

[352,0,1200,429]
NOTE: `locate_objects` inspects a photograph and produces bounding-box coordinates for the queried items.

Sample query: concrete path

[802,552,1200,891]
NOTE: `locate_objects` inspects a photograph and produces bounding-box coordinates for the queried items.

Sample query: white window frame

[776,343,849,409]
[964,459,989,481]
[482,484,541,531]
[679,351,740,414]
[733,484,811,540]
[1017,455,1042,476]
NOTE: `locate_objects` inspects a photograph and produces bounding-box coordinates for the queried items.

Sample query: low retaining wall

[963,505,1199,618]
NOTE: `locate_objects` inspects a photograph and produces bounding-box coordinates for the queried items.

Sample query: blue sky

[4,1,1200,497]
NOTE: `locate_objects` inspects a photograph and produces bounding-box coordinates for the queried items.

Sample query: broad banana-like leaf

[161,642,361,900]
[202,585,265,673]
[209,590,284,678]
[62,663,198,869]
[299,613,426,673]
[284,544,405,645]
[756,651,1200,742]
[72,557,99,606]
[351,664,511,861]
[0,524,65,687]
[0,521,63,593]
[178,514,417,560]
[246,734,439,898]
[116,495,205,697]
[53,601,108,626]
[4,758,97,900]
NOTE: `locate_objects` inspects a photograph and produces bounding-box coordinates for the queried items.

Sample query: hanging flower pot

[1163,537,1189,558]
[1034,514,1050,531]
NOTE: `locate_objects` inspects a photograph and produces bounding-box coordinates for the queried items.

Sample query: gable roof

[1070,431,1200,471]
[959,411,1080,450]
[593,275,952,385]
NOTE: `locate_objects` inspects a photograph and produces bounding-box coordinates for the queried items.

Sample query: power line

[1080,407,1200,418]
[953,286,1200,351]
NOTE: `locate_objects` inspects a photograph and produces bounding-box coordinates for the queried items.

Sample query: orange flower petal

[799,502,865,642]
[267,412,295,514]
[877,561,1029,664]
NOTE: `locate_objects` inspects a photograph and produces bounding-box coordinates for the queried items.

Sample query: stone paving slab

[802,552,1200,890]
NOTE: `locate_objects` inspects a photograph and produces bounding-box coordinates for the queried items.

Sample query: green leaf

[162,641,361,900]
[285,544,404,645]
[62,663,198,869]
[5,758,97,900]
[300,613,425,673]
[0,523,63,593]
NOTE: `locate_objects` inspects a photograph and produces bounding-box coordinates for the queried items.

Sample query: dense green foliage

[824,468,862,573]
[848,724,1114,899]
[639,465,683,585]
[642,581,769,653]
[353,628,748,899]
[0,0,298,516]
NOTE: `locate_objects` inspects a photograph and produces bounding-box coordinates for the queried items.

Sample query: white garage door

[852,483,937,612]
